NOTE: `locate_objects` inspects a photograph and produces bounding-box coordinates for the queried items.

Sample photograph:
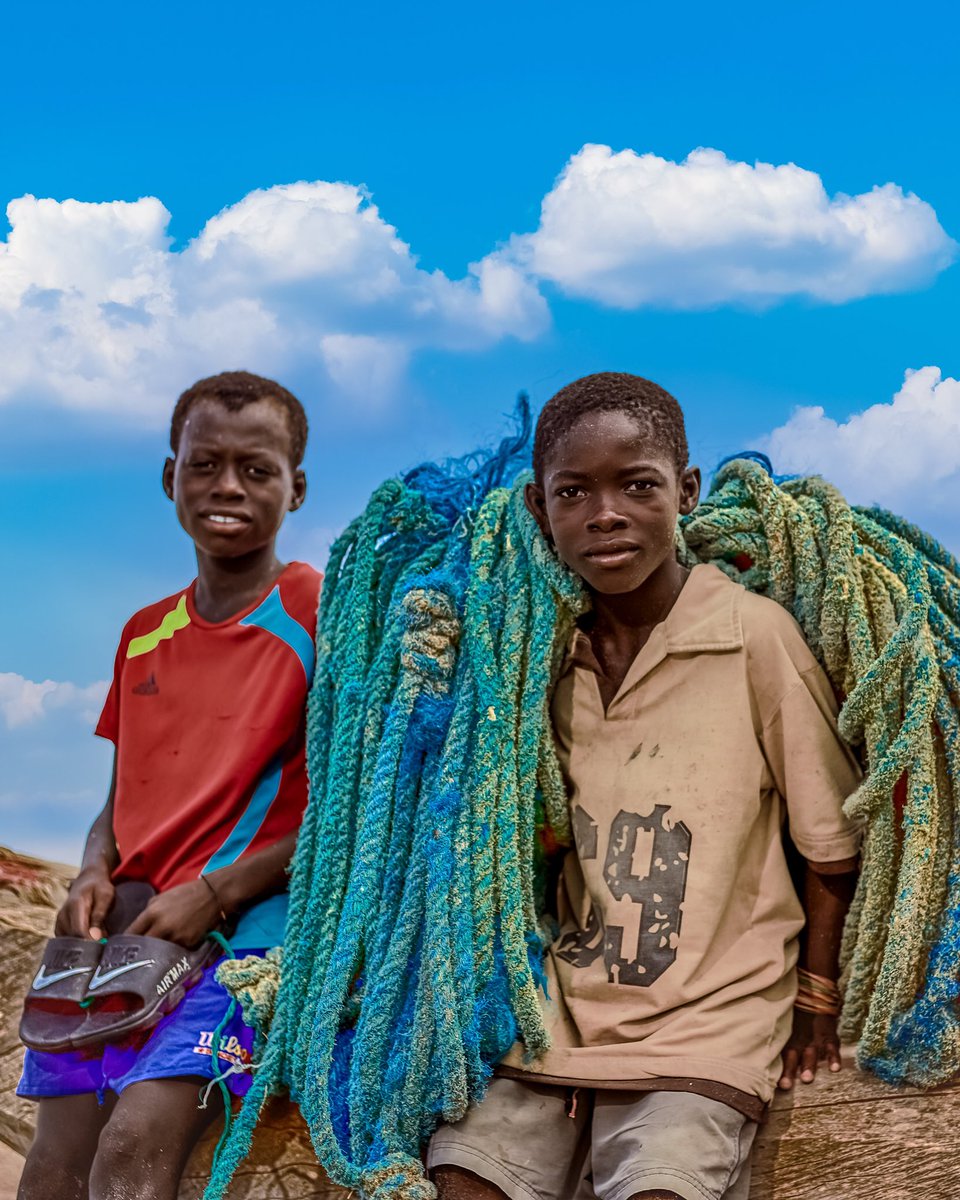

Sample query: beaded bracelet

[795,966,842,1016]
[200,874,228,924]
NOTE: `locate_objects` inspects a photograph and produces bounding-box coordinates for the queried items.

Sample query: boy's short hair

[533,372,688,481]
[170,370,309,467]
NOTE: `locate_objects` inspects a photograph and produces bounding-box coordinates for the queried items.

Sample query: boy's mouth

[201,512,251,529]
[583,540,641,567]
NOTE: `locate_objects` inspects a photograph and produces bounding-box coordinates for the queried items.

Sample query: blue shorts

[17,952,263,1102]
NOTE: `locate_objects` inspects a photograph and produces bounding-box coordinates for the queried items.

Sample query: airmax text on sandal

[156,955,191,997]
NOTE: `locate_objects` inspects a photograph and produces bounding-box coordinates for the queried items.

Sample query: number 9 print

[556,804,691,987]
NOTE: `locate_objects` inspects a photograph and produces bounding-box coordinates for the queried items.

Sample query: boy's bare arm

[126,831,299,947]
[778,855,859,1089]
[56,752,120,940]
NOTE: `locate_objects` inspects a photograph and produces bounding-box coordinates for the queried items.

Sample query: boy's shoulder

[702,566,833,718]
[269,561,324,633]
[115,561,322,650]
[275,560,323,601]
[117,587,190,645]
[681,565,824,702]
[680,564,810,659]
[735,578,812,657]
[737,580,819,674]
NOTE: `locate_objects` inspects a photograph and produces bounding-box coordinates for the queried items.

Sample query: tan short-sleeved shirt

[501,564,862,1106]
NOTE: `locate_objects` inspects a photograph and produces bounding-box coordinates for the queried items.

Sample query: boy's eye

[555,485,585,499]
[189,459,215,471]
[245,464,273,478]
[626,480,656,493]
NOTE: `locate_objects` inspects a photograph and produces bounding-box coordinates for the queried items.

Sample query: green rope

[682,461,959,1081]
[199,930,243,1175]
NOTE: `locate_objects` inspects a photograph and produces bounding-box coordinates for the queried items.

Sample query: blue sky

[1,0,957,862]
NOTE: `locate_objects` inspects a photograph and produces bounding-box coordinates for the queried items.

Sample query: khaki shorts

[427,1077,757,1200]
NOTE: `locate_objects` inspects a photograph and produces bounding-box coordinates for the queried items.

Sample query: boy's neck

[589,555,690,637]
[193,545,287,623]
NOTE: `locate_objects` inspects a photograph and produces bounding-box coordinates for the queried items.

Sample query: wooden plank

[180,1101,351,1200]
[0,907,62,1155]
[750,1048,960,1199]
[0,1141,24,1200]
[752,1089,960,1200]
[767,1046,940,1110]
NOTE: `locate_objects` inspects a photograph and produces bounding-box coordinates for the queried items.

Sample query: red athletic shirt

[96,561,321,896]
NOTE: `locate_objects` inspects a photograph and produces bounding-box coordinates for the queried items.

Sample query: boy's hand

[777,1009,842,1089]
[125,880,222,947]
[56,865,115,940]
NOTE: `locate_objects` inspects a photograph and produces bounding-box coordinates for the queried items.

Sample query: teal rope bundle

[205,403,585,1199]
[681,459,959,1084]
[206,429,959,1200]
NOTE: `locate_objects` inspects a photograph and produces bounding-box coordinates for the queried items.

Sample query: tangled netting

[206,420,959,1200]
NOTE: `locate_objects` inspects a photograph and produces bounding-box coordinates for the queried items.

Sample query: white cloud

[319,334,408,406]
[0,181,548,419]
[761,367,960,543]
[0,673,108,729]
[503,145,956,308]
[0,152,954,420]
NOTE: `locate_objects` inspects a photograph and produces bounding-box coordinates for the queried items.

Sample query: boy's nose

[211,465,246,496]
[587,505,628,532]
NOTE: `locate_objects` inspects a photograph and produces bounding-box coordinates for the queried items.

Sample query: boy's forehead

[179,397,291,450]
[546,409,676,472]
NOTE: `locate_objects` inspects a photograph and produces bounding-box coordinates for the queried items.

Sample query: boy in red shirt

[17,371,322,1200]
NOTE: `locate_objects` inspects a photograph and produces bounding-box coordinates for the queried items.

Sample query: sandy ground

[0,1143,21,1199]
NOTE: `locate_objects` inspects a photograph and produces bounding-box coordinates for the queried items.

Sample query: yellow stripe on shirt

[126,595,191,659]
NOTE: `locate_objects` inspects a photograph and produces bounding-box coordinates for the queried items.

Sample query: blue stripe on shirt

[203,755,283,874]
[239,585,316,684]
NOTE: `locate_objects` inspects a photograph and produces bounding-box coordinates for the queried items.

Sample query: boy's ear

[290,469,307,512]
[523,480,552,540]
[162,457,175,501]
[679,466,701,516]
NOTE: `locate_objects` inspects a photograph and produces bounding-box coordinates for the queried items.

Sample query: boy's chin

[577,559,676,597]
[569,561,647,595]
[585,575,648,596]
[193,533,270,560]
[571,549,681,598]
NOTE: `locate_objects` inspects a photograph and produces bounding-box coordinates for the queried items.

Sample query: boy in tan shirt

[428,374,861,1200]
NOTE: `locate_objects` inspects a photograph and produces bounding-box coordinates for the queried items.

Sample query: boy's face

[524,409,700,596]
[162,398,306,560]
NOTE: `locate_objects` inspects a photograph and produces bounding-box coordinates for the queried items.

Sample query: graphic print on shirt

[556,803,691,987]
[98,561,321,896]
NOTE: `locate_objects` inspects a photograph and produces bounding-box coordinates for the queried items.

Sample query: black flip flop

[19,880,157,1054]
[71,933,220,1049]
[19,937,103,1053]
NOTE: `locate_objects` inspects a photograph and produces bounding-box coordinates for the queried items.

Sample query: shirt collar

[562,563,744,680]
[662,563,744,653]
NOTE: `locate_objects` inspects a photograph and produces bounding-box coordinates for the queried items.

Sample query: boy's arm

[778,855,859,1089]
[56,752,120,940]
[126,831,299,947]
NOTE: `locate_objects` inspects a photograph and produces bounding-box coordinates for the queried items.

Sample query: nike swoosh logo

[87,959,156,991]
[31,965,94,991]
